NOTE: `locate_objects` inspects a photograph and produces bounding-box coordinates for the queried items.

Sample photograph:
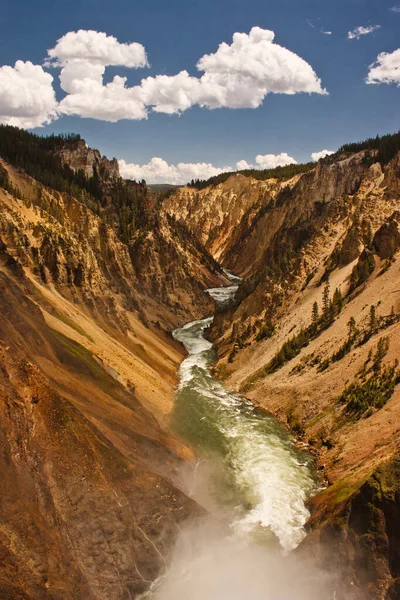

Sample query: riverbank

[139,275,333,599]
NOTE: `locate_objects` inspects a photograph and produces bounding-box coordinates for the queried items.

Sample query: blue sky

[0,0,399,182]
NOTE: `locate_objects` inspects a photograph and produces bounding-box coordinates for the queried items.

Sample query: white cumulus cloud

[348,25,380,40]
[389,6,400,12]
[0,60,58,128]
[46,30,149,121]
[255,152,297,168]
[311,149,335,161]
[46,29,148,69]
[236,159,251,170]
[118,157,232,185]
[59,76,147,121]
[139,71,202,114]
[236,152,297,170]
[50,26,326,122]
[120,150,299,184]
[0,27,327,127]
[367,48,400,86]
[194,27,327,108]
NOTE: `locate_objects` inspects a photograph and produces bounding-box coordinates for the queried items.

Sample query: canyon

[166,142,400,599]
[0,129,226,599]
[1,127,400,599]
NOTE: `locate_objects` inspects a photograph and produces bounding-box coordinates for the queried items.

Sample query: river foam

[173,312,318,551]
[140,272,323,599]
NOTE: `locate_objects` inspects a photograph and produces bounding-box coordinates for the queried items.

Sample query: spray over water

[141,272,325,599]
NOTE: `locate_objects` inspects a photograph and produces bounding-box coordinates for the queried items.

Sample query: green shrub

[340,364,399,418]
[338,338,399,418]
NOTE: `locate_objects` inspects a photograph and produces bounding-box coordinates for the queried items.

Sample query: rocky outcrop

[57,139,120,180]
[164,173,284,266]
[0,159,226,332]
[303,455,400,600]
[373,213,400,260]
[165,153,371,279]
[206,152,391,359]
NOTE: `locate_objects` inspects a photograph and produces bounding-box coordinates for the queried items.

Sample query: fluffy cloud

[348,25,380,40]
[119,150,298,184]
[46,30,149,121]
[255,152,297,168]
[389,6,400,12]
[46,29,148,70]
[236,159,251,170]
[0,61,58,128]
[0,27,327,127]
[236,152,297,170]
[139,71,201,114]
[118,157,232,184]
[367,48,400,85]
[311,149,334,161]
[193,27,327,108]
[51,27,326,121]
[59,76,147,121]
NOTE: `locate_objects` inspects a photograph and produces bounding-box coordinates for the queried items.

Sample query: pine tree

[347,316,357,339]
[369,305,377,332]
[311,301,319,328]
[373,337,389,372]
[332,287,344,316]
[363,220,373,250]
[322,281,331,322]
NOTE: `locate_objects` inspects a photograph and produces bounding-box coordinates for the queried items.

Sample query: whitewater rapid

[172,271,318,551]
[141,271,322,599]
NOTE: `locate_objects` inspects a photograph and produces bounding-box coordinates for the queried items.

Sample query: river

[141,271,324,599]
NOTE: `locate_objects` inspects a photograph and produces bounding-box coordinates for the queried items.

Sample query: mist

[141,277,338,600]
[140,517,333,600]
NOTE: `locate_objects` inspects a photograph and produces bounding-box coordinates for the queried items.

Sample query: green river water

[141,272,324,600]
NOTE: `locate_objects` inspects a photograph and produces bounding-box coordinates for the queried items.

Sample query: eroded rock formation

[166,149,400,599]
[0,138,226,598]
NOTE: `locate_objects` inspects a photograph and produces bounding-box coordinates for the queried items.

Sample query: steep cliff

[0,134,227,598]
[164,174,284,266]
[167,145,400,599]
[57,138,120,180]
[302,455,400,600]
[0,276,200,600]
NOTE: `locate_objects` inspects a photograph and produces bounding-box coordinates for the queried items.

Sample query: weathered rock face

[332,222,364,267]
[164,174,283,267]
[303,455,400,600]
[373,213,400,260]
[0,159,226,332]
[206,152,389,359]
[165,154,370,279]
[57,139,120,180]
[165,150,400,600]
[0,273,201,600]
[0,156,228,599]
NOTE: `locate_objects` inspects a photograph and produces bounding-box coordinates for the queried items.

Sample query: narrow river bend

[142,272,324,600]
